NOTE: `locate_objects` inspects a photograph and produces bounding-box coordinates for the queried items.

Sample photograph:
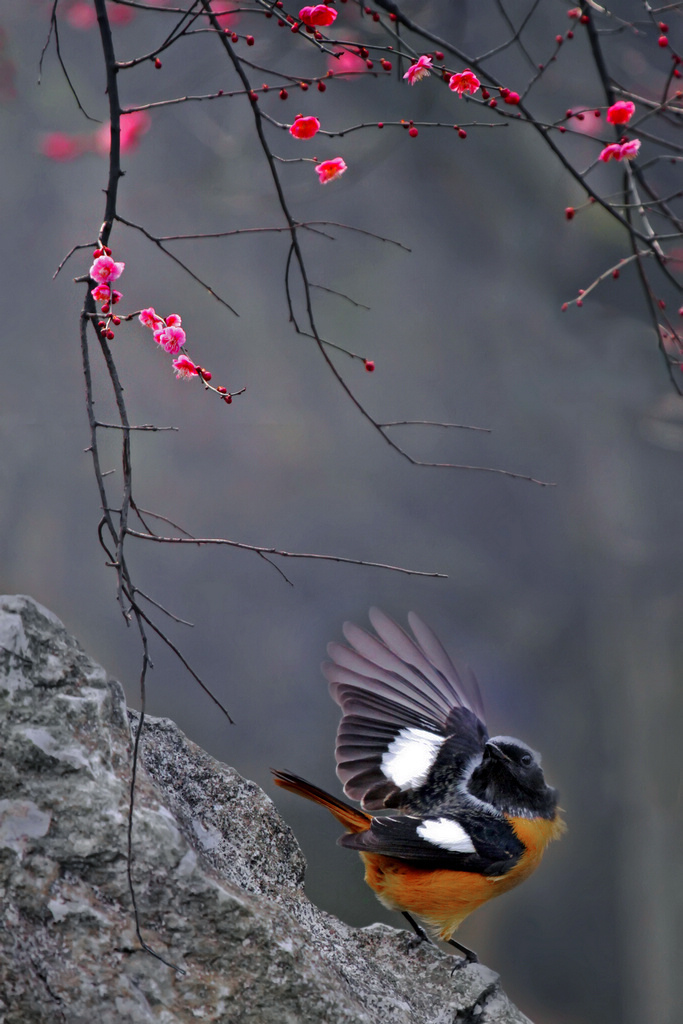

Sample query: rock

[0,595,532,1023]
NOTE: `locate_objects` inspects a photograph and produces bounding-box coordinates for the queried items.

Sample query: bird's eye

[520,753,533,767]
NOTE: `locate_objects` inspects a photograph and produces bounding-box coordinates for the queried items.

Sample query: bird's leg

[447,937,479,963]
[401,911,432,943]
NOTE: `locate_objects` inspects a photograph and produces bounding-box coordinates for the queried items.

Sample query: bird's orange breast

[360,811,565,941]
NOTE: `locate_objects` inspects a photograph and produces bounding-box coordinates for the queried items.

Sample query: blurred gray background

[1,2,682,1022]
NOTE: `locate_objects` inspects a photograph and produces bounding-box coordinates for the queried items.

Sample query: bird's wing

[323,608,488,810]
[340,807,524,874]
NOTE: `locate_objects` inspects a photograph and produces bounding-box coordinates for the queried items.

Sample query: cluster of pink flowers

[41,110,151,163]
[89,249,125,338]
[298,4,337,28]
[138,308,188,354]
[138,307,240,398]
[139,308,221,385]
[287,114,345,183]
[598,139,640,162]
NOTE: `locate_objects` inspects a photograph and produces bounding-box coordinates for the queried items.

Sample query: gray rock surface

[0,595,532,1023]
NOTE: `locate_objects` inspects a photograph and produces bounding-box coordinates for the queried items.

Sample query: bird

[272,608,564,961]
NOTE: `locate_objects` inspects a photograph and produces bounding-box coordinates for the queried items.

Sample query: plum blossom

[91,283,112,303]
[598,139,640,162]
[299,5,337,27]
[599,143,621,162]
[66,1,134,28]
[289,115,321,140]
[403,55,432,85]
[607,100,635,125]
[315,157,347,183]
[619,139,641,159]
[90,254,125,284]
[153,325,187,354]
[172,355,200,379]
[42,111,151,163]
[165,313,182,327]
[328,48,368,75]
[95,110,151,156]
[139,307,163,328]
[40,132,86,161]
[448,69,480,96]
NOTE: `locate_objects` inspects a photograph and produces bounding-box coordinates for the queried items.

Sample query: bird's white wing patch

[416,817,477,853]
[381,727,443,790]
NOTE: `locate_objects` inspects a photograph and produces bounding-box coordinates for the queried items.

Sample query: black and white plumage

[324,608,486,811]
[323,608,558,874]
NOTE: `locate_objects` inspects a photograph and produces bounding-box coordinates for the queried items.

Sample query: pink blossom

[91,284,111,303]
[448,69,481,97]
[299,5,337,27]
[212,1,239,29]
[606,100,635,125]
[598,143,621,162]
[315,157,347,184]
[403,55,433,85]
[111,289,122,305]
[66,1,134,27]
[328,48,368,75]
[154,325,187,354]
[139,307,163,329]
[90,255,125,284]
[65,2,97,29]
[95,110,151,156]
[289,115,321,140]
[40,132,86,161]
[165,313,182,327]
[172,355,200,379]
[598,139,641,162]
[619,138,640,160]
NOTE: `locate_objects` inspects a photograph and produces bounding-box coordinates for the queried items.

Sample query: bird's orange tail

[271,769,371,834]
